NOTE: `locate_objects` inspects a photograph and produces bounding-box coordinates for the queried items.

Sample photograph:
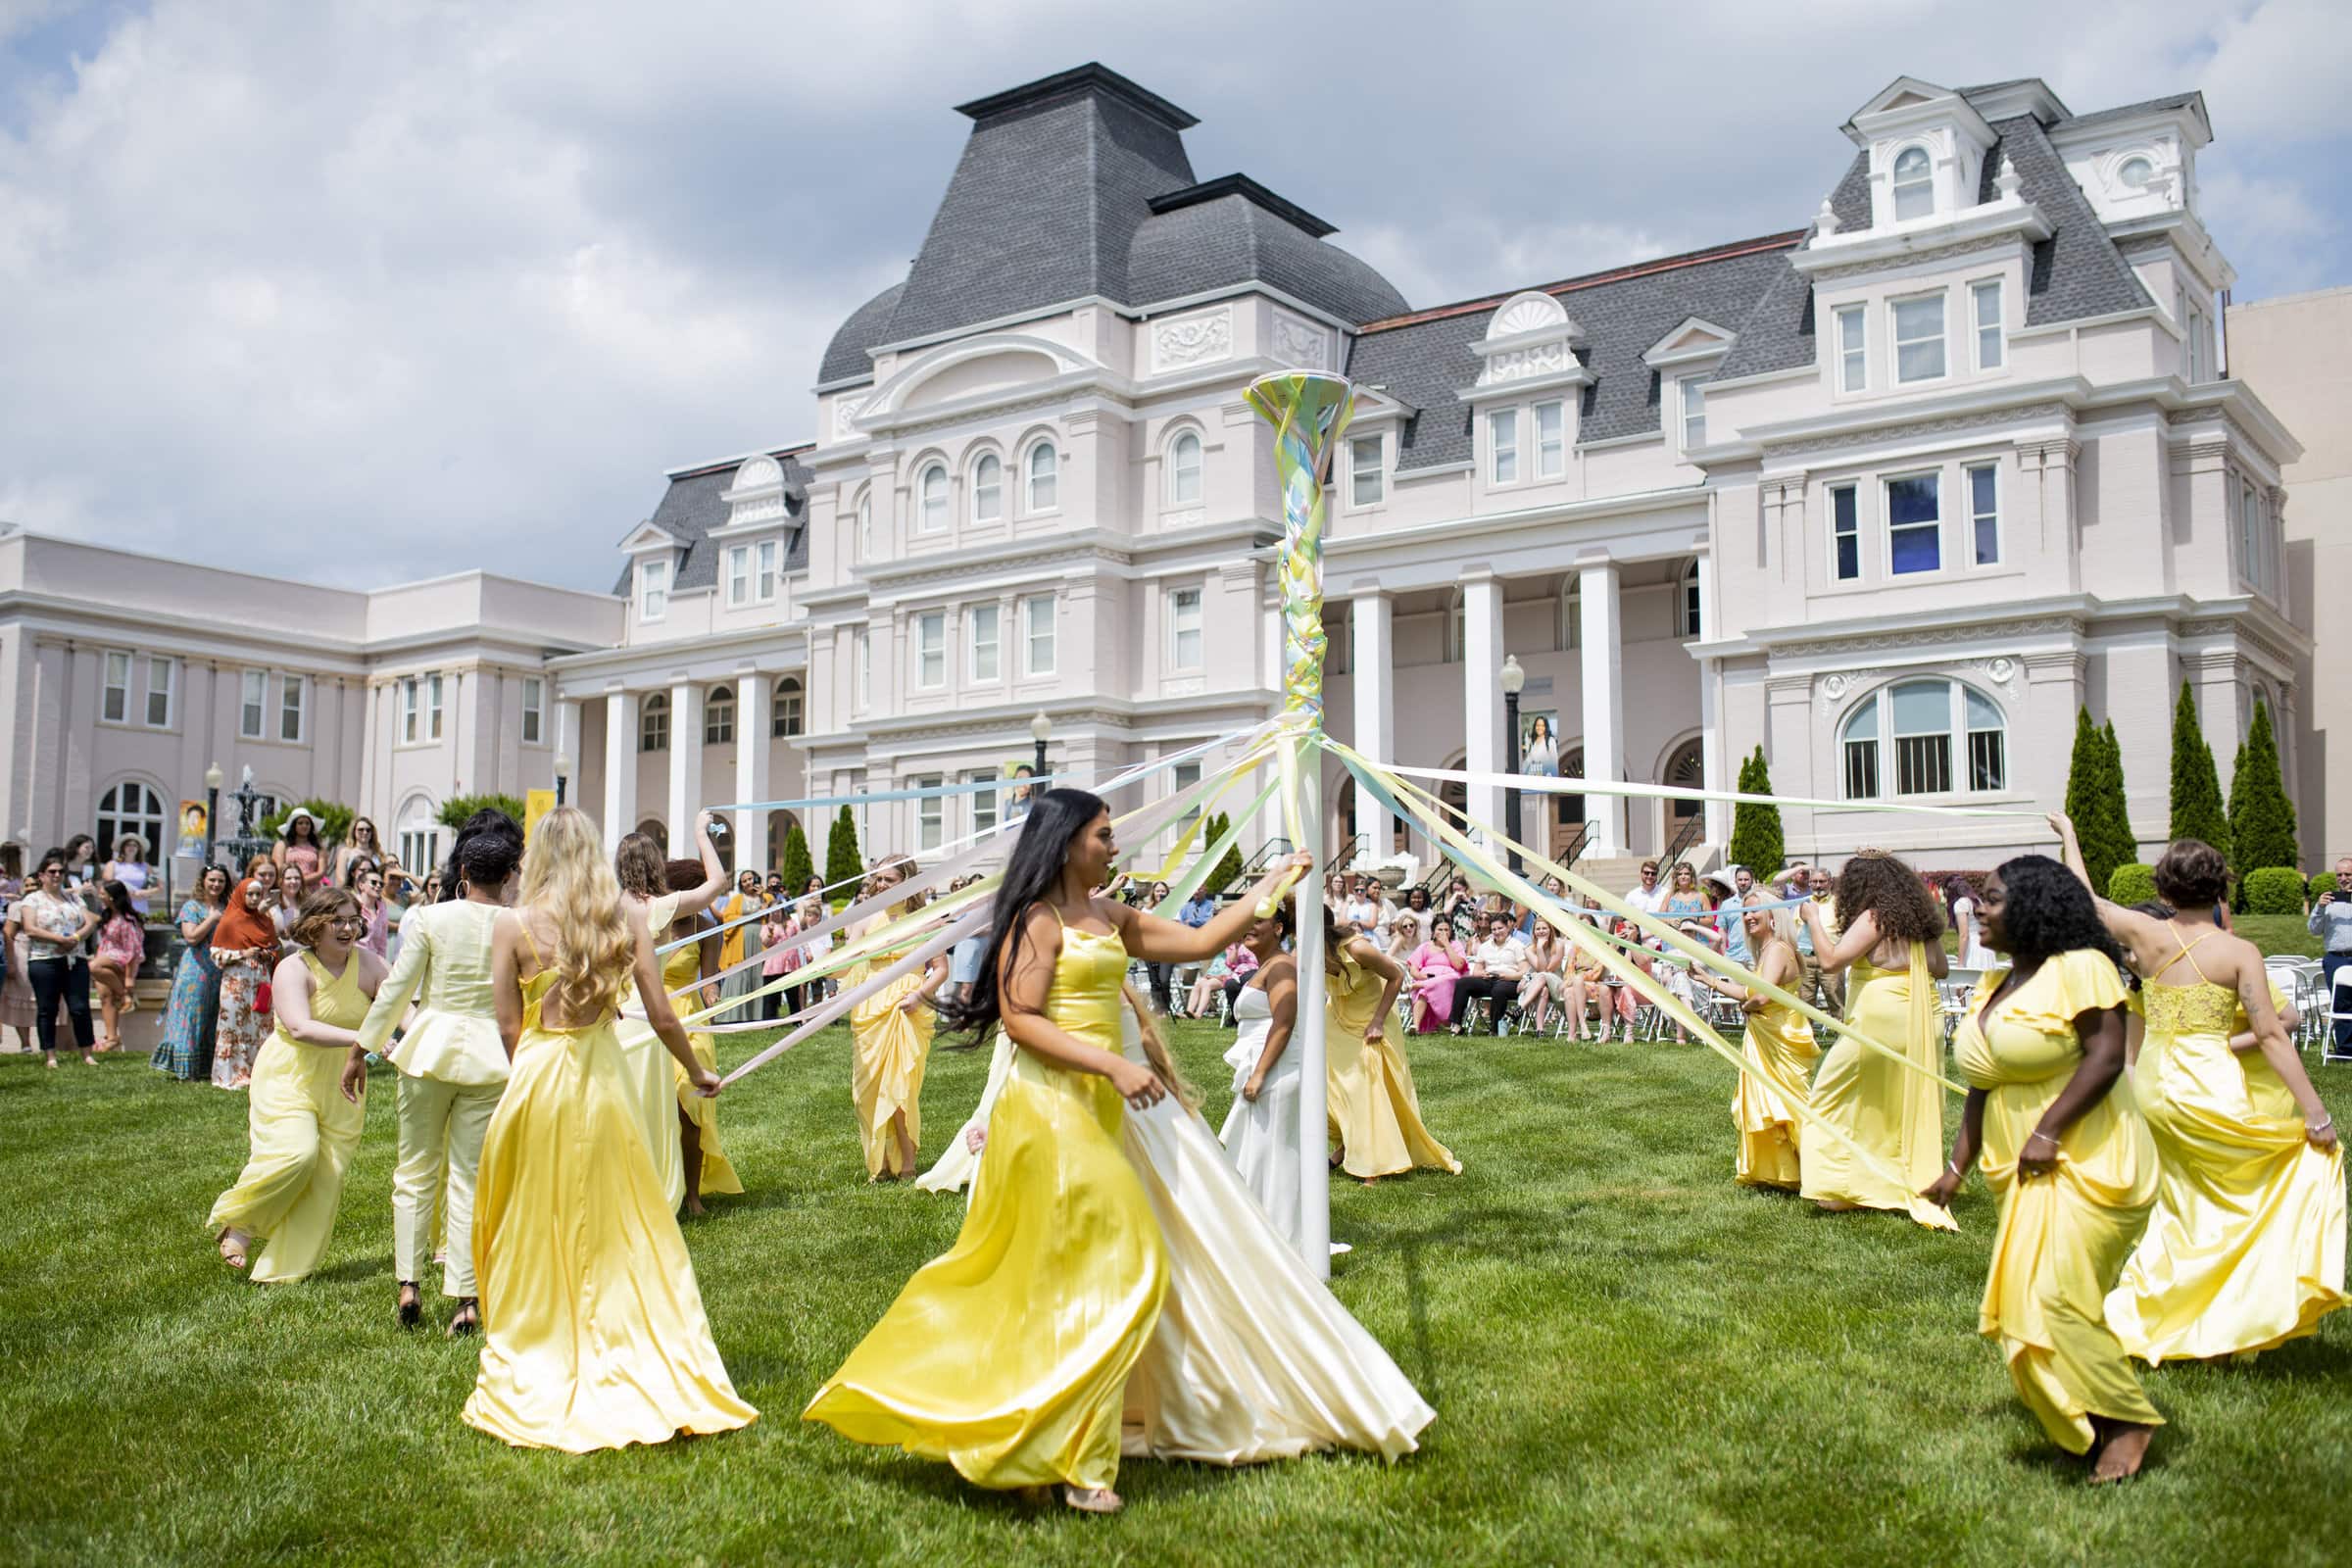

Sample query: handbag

[255,980,274,1017]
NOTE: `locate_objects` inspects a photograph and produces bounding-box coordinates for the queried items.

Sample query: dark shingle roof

[1714,154,1868,382]
[2050,92,2205,134]
[1348,238,1799,468]
[612,450,815,595]
[1127,190,1407,324]
[818,281,904,386]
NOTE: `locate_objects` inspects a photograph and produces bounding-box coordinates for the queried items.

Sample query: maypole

[1244,370,1353,1278]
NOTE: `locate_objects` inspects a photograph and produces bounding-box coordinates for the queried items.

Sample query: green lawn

[4,1019,2349,1566]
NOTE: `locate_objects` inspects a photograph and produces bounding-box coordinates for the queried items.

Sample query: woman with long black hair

[805,789,1308,1514]
[1924,854,2162,1482]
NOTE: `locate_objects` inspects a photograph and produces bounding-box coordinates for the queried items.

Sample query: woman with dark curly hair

[1799,851,1955,1227]
[2050,815,2344,1367]
[1925,855,2161,1482]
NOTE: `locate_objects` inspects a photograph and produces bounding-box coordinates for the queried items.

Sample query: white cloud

[0,0,2343,590]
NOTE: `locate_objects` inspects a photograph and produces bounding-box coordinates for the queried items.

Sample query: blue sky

[2,0,2345,591]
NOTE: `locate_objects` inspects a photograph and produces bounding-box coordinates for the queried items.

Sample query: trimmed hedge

[2107,863,2158,908]
[2243,866,2308,915]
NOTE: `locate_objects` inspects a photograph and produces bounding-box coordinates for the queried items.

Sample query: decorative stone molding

[721,455,788,526]
[1475,290,1586,389]
[1159,507,1204,530]
[1152,307,1233,373]
[1770,614,2083,660]
[1800,237,2026,286]
[1762,402,2070,460]
[1269,311,1328,370]
[832,394,870,440]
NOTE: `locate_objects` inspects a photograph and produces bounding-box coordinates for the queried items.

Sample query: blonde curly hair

[518,807,635,1022]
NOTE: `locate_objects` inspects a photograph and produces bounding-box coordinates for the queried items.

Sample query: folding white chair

[2328,967,2352,1065]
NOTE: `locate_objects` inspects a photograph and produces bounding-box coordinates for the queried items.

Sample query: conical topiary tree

[2065,709,2128,899]
[1203,811,1245,896]
[823,805,860,909]
[777,819,814,896]
[1726,746,1785,875]
[2095,719,2138,882]
[2167,681,2230,857]
[2228,698,2299,877]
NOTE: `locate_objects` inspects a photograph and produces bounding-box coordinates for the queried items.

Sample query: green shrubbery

[1727,747,1785,875]
[2313,871,2339,906]
[2107,863,2158,908]
[437,793,527,831]
[2242,866,2308,915]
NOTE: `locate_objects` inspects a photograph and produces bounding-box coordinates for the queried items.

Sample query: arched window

[704,684,735,745]
[639,692,670,754]
[771,674,804,738]
[95,780,166,861]
[1554,747,1587,830]
[1168,430,1202,506]
[1556,576,1579,652]
[1663,738,1704,826]
[916,464,948,534]
[1677,560,1702,639]
[1446,587,1466,663]
[1025,441,1058,513]
[1839,679,2006,800]
[1891,145,1934,220]
[855,492,872,560]
[971,453,1003,523]
[396,798,442,879]
[2117,155,2155,189]
[765,811,800,872]
[633,817,669,855]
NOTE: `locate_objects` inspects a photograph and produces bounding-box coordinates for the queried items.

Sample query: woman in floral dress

[154,866,231,1081]
[211,872,281,1090]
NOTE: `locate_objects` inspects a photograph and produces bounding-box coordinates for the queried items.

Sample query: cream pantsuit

[357,899,511,1298]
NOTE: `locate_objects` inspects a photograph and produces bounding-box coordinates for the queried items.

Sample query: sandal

[217,1229,250,1270]
[447,1298,479,1338]
[1062,1485,1123,1515]
[397,1281,422,1329]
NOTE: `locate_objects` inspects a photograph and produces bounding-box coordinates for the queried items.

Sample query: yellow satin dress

[618,893,686,1210]
[2105,941,2348,1363]
[463,940,758,1451]
[206,951,370,1283]
[1957,951,2162,1453]
[848,914,936,1180]
[1801,943,1956,1229]
[1326,947,1459,1180]
[664,939,741,1197]
[1733,978,1818,1192]
[805,920,1168,1493]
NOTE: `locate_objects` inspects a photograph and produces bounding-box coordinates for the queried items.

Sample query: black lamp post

[555,750,571,807]
[231,768,263,839]
[203,761,223,866]
[1500,654,1526,876]
[1030,710,1051,777]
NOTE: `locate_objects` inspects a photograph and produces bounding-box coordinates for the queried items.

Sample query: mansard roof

[818,63,1408,387]
[611,447,814,595]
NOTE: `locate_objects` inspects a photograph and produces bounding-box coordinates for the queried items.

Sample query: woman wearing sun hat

[272,809,328,889]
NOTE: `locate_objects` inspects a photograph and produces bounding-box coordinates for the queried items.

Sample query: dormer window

[1679,378,1707,451]
[1891,146,1934,220]
[2117,156,2154,189]
[639,559,669,621]
[1892,293,1946,383]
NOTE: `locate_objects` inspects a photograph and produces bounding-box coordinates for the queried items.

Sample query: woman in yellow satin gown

[464,807,756,1452]
[847,857,948,1180]
[209,890,387,1282]
[2052,820,2346,1364]
[805,786,1308,1514]
[656,863,741,1212]
[1927,854,2162,1483]
[1323,902,1458,1183]
[612,814,729,1212]
[1799,851,1955,1229]
[1694,894,1818,1191]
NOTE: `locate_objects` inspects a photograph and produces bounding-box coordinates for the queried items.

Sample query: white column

[1695,554,1728,846]
[1349,591,1396,854]
[602,690,637,854]
[1579,561,1626,856]
[1293,760,1332,1278]
[667,680,703,858]
[736,671,771,870]
[555,699,582,805]
[1461,573,1505,841]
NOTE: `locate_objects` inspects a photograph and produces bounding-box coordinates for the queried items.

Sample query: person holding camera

[2314,856,2352,1060]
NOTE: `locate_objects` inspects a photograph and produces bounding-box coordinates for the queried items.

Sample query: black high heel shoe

[447,1298,479,1338]
[397,1281,422,1329]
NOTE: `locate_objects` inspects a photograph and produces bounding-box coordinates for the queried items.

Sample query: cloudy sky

[2,0,2345,592]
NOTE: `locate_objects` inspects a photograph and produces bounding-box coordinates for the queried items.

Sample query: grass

[3,1016,2349,1566]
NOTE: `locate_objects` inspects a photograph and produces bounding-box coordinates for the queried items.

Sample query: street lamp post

[1499,655,1526,876]
[1030,710,1052,779]
[203,762,223,867]
[554,751,571,807]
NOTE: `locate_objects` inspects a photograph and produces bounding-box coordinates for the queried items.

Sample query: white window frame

[521,677,544,745]
[1839,679,2009,801]
[1829,483,1862,583]
[101,650,131,724]
[1676,560,1702,639]
[1891,290,1947,385]
[1836,305,1867,392]
[967,769,999,837]
[639,692,670,753]
[1489,408,1519,485]
[971,453,1003,524]
[1167,430,1202,507]
[916,463,948,535]
[639,558,669,621]
[1348,435,1384,507]
[277,673,308,744]
[1971,278,2004,370]
[855,630,871,713]
[704,684,735,745]
[1883,470,1942,577]
[1678,377,1707,453]
[242,670,270,739]
[426,673,444,742]
[1022,594,1056,677]
[1024,441,1058,514]
[915,611,946,690]
[135,655,174,729]
[1965,463,2001,567]
[401,678,420,745]
[1171,759,1203,833]
[1890,143,1935,221]
[725,545,752,607]
[96,780,167,863]
[398,824,441,879]
[968,603,1001,683]
[1167,586,1203,672]
[754,538,778,604]
[914,776,945,853]
[855,493,873,561]
[771,676,803,738]
[1535,401,1565,478]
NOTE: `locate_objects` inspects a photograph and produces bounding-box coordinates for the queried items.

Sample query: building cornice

[1320,484,1705,565]
[1792,199,2051,278]
[1701,590,2311,662]
[543,622,808,683]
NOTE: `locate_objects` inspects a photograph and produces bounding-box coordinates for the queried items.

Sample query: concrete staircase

[1576,844,1722,899]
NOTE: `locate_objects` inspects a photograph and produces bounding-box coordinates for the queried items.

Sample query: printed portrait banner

[175,800,209,859]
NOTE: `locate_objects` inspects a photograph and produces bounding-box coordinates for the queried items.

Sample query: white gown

[913,1031,1016,1196]
[1215,984,1305,1253]
[1113,1016,1432,1464]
